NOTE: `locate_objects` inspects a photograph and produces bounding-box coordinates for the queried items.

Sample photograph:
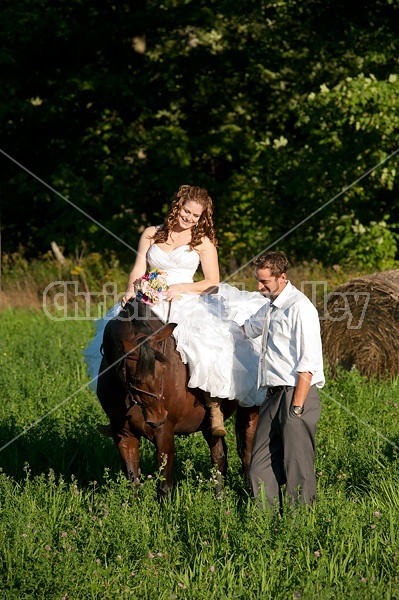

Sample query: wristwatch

[292,405,304,415]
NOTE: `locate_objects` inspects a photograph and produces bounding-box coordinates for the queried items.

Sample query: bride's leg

[203,392,226,437]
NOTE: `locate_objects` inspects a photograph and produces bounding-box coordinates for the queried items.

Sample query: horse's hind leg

[116,433,141,484]
[204,433,227,496]
[235,405,259,490]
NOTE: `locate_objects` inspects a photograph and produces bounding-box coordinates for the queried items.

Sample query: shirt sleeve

[243,303,269,339]
[294,300,323,374]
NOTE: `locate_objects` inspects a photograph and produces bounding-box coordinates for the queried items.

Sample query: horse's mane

[123,299,168,379]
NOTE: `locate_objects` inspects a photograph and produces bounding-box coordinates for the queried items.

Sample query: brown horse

[96,299,259,499]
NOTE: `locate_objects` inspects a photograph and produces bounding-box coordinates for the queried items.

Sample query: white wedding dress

[83,244,268,407]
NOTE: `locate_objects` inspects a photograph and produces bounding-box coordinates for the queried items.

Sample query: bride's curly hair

[152,185,218,249]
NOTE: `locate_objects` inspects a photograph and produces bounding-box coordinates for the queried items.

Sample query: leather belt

[266,385,288,396]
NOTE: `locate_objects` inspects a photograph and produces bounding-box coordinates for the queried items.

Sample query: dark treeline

[1,0,399,272]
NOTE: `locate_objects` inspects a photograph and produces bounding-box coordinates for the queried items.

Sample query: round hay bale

[319,270,399,379]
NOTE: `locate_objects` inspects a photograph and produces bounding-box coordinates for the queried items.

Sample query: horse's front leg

[203,432,227,497]
[235,405,259,489]
[115,430,141,484]
[153,425,175,501]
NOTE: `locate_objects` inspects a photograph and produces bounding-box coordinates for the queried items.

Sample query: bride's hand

[121,290,136,307]
[165,284,184,302]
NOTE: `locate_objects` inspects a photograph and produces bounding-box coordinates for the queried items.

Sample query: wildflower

[148,553,154,559]
[147,474,153,479]
[314,551,320,557]
[22,533,28,538]
[361,577,367,583]
[178,583,187,589]
[74,490,79,496]
[317,471,323,476]
[210,566,215,573]
[157,552,162,557]
[371,524,376,529]
[117,555,122,561]
[45,545,51,551]
[96,558,101,564]
[225,510,231,515]
[373,511,380,517]
[71,529,77,535]
[61,532,67,538]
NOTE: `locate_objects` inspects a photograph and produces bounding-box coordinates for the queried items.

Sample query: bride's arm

[122,226,156,305]
[165,237,220,300]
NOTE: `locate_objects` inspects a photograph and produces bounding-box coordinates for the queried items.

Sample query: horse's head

[119,304,177,429]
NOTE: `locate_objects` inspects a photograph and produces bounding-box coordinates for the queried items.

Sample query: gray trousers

[249,385,321,507]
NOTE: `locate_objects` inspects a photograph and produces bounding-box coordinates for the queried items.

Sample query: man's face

[255,267,287,299]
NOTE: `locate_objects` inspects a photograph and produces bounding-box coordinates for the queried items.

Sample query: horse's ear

[153,323,177,342]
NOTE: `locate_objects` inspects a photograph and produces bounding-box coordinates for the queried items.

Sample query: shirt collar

[271,280,292,309]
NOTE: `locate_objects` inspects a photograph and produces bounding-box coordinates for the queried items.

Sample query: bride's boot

[205,395,226,437]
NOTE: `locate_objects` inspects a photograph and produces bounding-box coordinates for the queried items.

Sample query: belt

[266,386,289,396]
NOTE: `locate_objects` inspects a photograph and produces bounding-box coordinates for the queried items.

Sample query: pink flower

[45,545,51,551]
[314,551,320,557]
[373,511,380,517]
[22,533,28,538]
[178,583,187,589]
[157,552,162,557]
[61,532,67,538]
[148,553,154,559]
[210,566,215,572]
[117,555,122,561]
[361,577,367,583]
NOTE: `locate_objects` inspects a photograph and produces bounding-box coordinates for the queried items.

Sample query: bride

[83,185,267,436]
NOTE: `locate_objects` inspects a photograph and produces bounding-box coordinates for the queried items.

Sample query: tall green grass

[0,309,399,599]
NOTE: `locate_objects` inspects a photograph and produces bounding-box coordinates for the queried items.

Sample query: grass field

[1,308,399,599]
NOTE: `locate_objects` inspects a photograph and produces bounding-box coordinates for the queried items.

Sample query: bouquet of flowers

[135,269,169,305]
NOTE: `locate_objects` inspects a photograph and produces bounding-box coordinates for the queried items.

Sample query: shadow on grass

[0,417,251,498]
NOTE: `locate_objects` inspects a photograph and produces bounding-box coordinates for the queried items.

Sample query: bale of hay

[319,270,399,379]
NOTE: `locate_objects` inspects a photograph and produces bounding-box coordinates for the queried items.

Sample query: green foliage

[1,310,399,597]
[316,213,399,271]
[1,0,399,273]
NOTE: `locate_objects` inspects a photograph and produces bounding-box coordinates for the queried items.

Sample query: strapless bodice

[147,244,200,286]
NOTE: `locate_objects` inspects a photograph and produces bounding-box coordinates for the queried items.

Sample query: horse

[96,298,259,499]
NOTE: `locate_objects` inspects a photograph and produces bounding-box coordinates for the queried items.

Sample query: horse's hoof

[211,425,227,437]
[96,423,113,437]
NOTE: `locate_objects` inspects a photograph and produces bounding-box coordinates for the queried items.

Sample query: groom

[242,251,325,508]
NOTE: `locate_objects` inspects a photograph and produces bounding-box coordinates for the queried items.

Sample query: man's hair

[253,251,289,278]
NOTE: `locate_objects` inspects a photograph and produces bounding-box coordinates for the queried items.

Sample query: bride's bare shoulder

[141,225,159,239]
